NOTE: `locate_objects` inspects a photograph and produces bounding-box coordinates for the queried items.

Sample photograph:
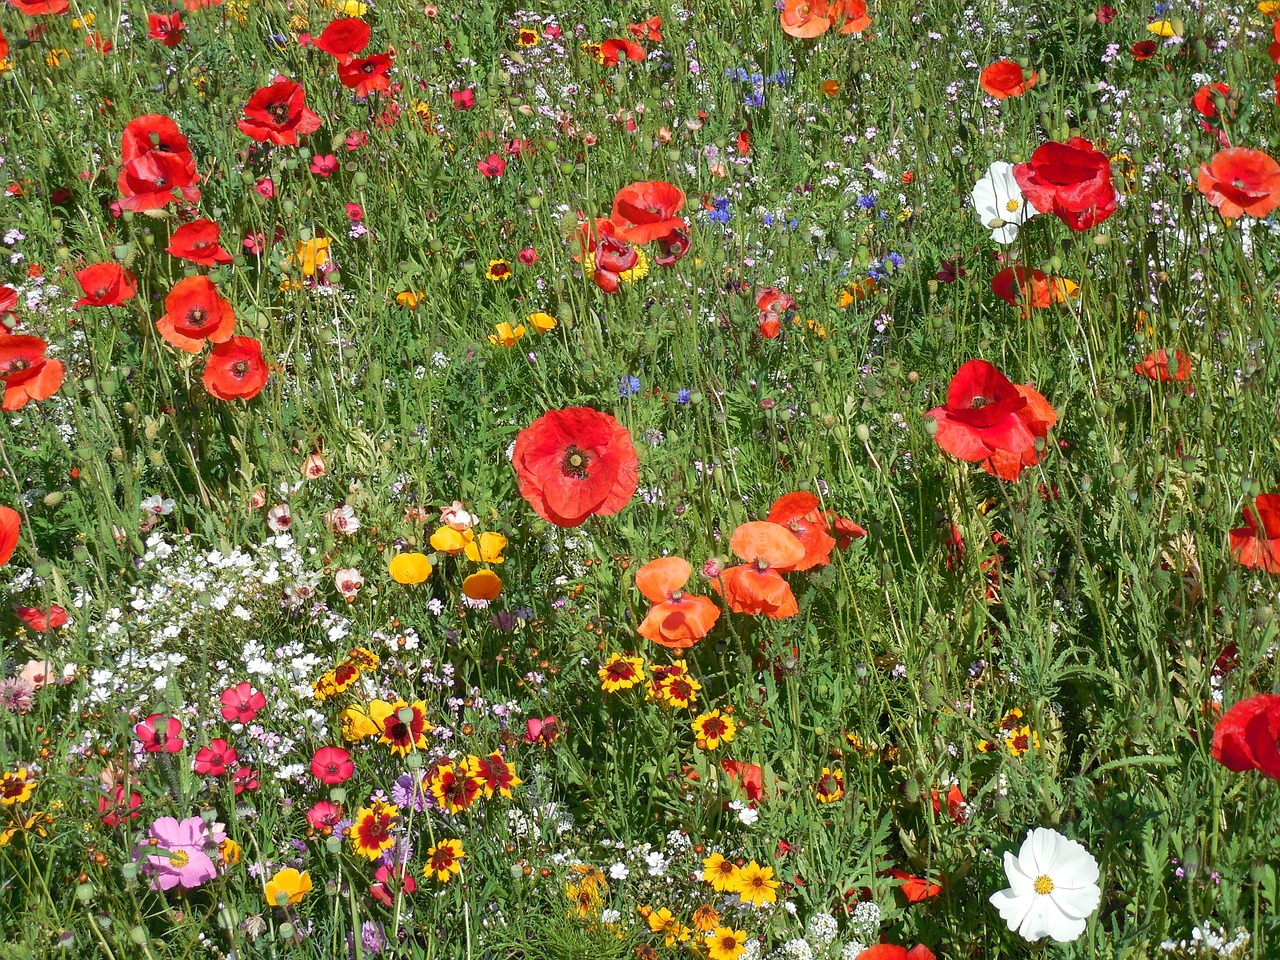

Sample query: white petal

[1044,907,1088,943]
[1051,882,1101,920]
[991,223,1019,244]
[1003,851,1036,895]
[1023,828,1057,876]
[1016,896,1056,942]
[990,887,1035,934]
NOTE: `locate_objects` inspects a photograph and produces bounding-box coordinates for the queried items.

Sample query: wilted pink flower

[266,504,292,532]
[335,567,364,600]
[325,504,360,534]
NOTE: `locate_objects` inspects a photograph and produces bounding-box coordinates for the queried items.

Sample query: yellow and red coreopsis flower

[812,767,845,803]
[368,699,431,755]
[0,769,35,805]
[427,760,483,814]
[691,710,737,750]
[350,801,398,860]
[598,653,645,693]
[656,661,701,708]
[424,838,465,882]
[466,751,522,798]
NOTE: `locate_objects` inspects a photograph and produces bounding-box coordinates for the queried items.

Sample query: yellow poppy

[264,868,312,906]
[1147,19,1178,36]
[463,570,503,601]
[296,237,331,277]
[464,531,507,563]
[488,322,525,347]
[430,526,474,555]
[527,311,558,333]
[389,552,432,584]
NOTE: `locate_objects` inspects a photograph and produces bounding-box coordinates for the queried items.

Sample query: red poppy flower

[74,262,137,309]
[598,38,645,65]
[0,334,65,411]
[134,713,184,753]
[117,115,200,212]
[337,52,393,97]
[1229,493,1280,572]
[635,556,721,649]
[719,759,764,802]
[0,505,19,567]
[121,114,193,163]
[0,284,16,323]
[591,232,640,292]
[147,12,184,46]
[220,681,265,723]
[8,0,69,14]
[156,276,235,352]
[925,359,1058,481]
[513,407,639,526]
[1197,148,1280,220]
[780,0,833,38]
[990,266,1074,313]
[653,228,691,266]
[100,785,142,826]
[193,739,237,776]
[1271,17,1280,64]
[1013,137,1117,230]
[714,521,807,618]
[835,0,871,33]
[979,60,1036,99]
[627,16,662,42]
[232,766,259,794]
[1134,349,1190,381]
[766,492,837,570]
[855,946,936,960]
[166,219,233,266]
[610,180,686,244]
[311,746,354,785]
[1192,82,1231,119]
[237,80,322,146]
[1211,694,1280,780]
[1131,39,1157,60]
[15,604,68,631]
[888,868,942,903]
[204,337,269,401]
[313,17,370,63]
[827,511,868,549]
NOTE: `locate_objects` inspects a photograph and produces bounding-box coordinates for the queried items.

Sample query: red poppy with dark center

[635,556,721,649]
[0,334,65,411]
[591,233,639,292]
[512,407,639,526]
[766,491,838,570]
[924,359,1057,481]
[855,945,936,960]
[610,181,686,244]
[756,285,795,339]
[0,284,16,323]
[147,12,184,46]
[9,0,69,14]
[1192,82,1231,119]
[1211,694,1280,781]
[719,759,764,802]
[204,337,269,401]
[1134,349,1191,382]
[74,263,137,309]
[157,276,236,352]
[310,746,354,785]
[835,0,872,33]
[121,114,194,163]
[780,0,833,37]
[337,52,394,97]
[313,17,370,63]
[1132,39,1157,60]
[1229,493,1280,572]
[166,219,233,266]
[627,16,662,41]
[15,604,68,632]
[714,521,807,618]
[220,682,265,723]
[117,115,200,211]
[979,60,1036,99]
[193,739,237,776]
[888,868,942,903]
[598,38,645,65]
[232,767,259,794]
[653,228,691,266]
[237,80,322,146]
[1196,148,1280,219]
[0,506,19,567]
[1013,137,1117,231]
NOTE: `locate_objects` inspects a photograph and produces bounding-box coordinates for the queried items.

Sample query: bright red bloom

[117,115,200,212]
[14,604,67,631]
[313,17,370,63]
[525,715,562,745]
[451,89,475,109]
[1197,148,1280,219]
[931,783,968,823]
[888,868,942,903]
[157,276,236,352]
[610,180,686,244]
[0,506,18,567]
[512,407,639,527]
[756,286,795,339]
[100,785,142,827]
[134,713,184,753]
[148,12,184,46]
[635,556,721,649]
[855,946,936,960]
[627,16,662,41]
[1131,39,1157,60]
[0,334,65,411]
[477,154,507,178]
[1013,137,1117,230]
[337,52,393,97]
[979,60,1036,99]
[166,219,233,266]
[237,80,322,146]
[767,491,837,570]
[8,0,69,14]
[925,359,1058,481]
[204,337,269,401]
[1230,493,1280,573]
[306,800,343,832]
[0,284,16,323]
[232,767,259,795]
[370,864,416,907]
[194,739,237,776]
[1211,694,1280,780]
[1134,349,1191,381]
[311,746,354,785]
[719,759,764,803]
[714,521,807,618]
[220,682,266,723]
[827,511,868,549]
[1192,82,1231,119]
[599,38,645,65]
[74,263,137,308]
[991,267,1072,312]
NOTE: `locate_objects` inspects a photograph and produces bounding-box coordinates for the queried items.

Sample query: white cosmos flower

[990,827,1101,942]
[971,161,1039,244]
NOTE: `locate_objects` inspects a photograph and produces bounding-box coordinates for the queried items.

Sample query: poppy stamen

[560,445,593,479]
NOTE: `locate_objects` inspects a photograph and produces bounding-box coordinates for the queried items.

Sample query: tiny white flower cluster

[1160,925,1250,957]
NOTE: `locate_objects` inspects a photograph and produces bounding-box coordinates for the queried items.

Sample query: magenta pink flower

[134,714,184,753]
[451,89,475,110]
[477,153,507,178]
[310,745,354,785]
[524,715,562,745]
[139,816,218,891]
[220,682,266,723]
[310,154,339,177]
[193,738,237,776]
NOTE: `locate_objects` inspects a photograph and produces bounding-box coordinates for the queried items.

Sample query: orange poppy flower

[834,0,871,34]
[979,60,1036,98]
[766,492,837,571]
[203,337,269,401]
[1134,349,1191,382]
[166,219,232,266]
[73,262,137,309]
[713,522,806,618]
[0,334,65,411]
[598,38,645,65]
[0,505,19,567]
[887,867,942,902]
[610,181,687,244]
[156,276,235,352]
[780,0,833,38]
[635,556,721,649]
[719,759,765,802]
[1230,493,1280,573]
[1197,148,1280,220]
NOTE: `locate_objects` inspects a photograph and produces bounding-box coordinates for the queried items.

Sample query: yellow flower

[566,879,603,918]
[430,526,474,555]
[646,906,677,934]
[706,926,748,960]
[463,569,503,601]
[220,838,242,864]
[658,667,701,709]
[368,699,432,755]
[45,49,71,68]
[411,100,432,122]
[701,853,739,892]
[425,838,465,882]
[70,13,95,28]
[485,259,513,282]
[732,861,779,907]
[265,868,312,906]
[288,13,310,31]
[1006,725,1041,757]
[598,653,645,693]
[397,289,425,309]
[296,237,331,277]
[0,769,35,806]
[692,904,721,932]
[527,311,558,333]
[348,647,380,671]
[665,922,693,946]
[1147,19,1178,36]
[338,706,379,741]
[812,767,845,803]
[1260,0,1280,14]
[389,552,432,584]
[691,710,737,750]
[516,27,540,46]
[329,0,368,14]
[620,247,650,283]
[464,531,507,564]
[488,322,525,346]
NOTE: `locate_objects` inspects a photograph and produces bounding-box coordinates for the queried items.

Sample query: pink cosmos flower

[140,817,218,891]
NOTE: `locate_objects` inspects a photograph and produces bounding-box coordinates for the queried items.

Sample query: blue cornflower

[788,218,799,229]
[709,197,732,224]
[763,213,776,227]
[744,91,765,108]
[618,375,642,397]
[677,388,692,404]
[857,193,877,210]
[887,252,905,269]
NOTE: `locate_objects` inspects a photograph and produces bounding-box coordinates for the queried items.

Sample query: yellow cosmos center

[1005,199,1021,212]
[1034,875,1054,895]
[170,850,190,868]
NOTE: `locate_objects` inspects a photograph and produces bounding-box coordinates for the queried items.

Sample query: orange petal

[635,556,691,603]
[730,521,807,570]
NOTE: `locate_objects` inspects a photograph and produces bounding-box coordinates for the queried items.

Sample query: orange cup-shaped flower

[0,505,20,566]
[264,867,312,906]
[463,569,503,601]
[389,552,432,584]
[1197,147,1280,220]
[780,0,833,38]
[0,334,65,411]
[766,492,837,571]
[714,522,807,619]
[635,556,721,649]
[157,276,236,353]
[979,60,1037,99]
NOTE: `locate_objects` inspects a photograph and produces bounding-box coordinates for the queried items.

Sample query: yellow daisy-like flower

[488,321,525,346]
[646,906,677,934]
[732,861,780,907]
[516,27,540,46]
[658,668,702,709]
[691,709,737,750]
[566,878,603,918]
[1006,725,1041,757]
[618,246,650,283]
[330,0,368,14]
[0,769,36,806]
[598,653,645,693]
[350,802,399,860]
[692,904,721,932]
[424,838,465,882]
[665,922,693,946]
[701,853,739,892]
[45,49,71,68]
[465,531,508,563]
[485,259,513,282]
[706,926,749,960]
[1259,0,1280,14]
[296,237,331,277]
[70,13,94,28]
[368,699,432,755]
[348,647,380,671]
[812,767,845,804]
[527,311,558,333]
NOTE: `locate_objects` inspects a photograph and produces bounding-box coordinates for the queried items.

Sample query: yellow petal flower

[463,570,503,601]
[527,311,558,333]
[430,526,473,555]
[389,552,432,584]
[464,531,507,564]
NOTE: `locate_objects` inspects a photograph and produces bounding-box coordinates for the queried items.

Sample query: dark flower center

[970,395,991,409]
[560,445,592,479]
[267,101,291,123]
[186,307,208,328]
[232,360,250,378]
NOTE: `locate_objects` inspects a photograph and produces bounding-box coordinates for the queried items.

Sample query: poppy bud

[278,922,295,940]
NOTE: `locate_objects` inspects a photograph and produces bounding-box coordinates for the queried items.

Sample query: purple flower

[139,817,218,891]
